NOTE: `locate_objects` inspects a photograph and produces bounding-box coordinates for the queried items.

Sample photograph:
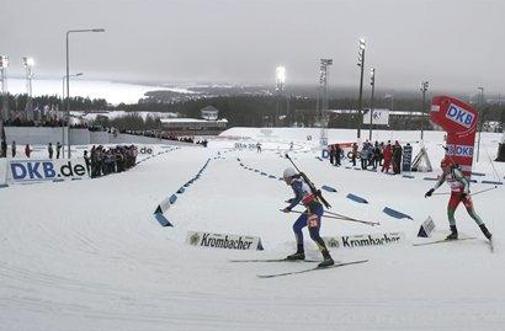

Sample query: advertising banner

[430,96,478,175]
[323,232,404,249]
[186,231,264,251]
[362,109,390,126]
[402,144,413,172]
[8,158,89,184]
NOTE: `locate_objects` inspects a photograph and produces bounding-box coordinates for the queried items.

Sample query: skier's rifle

[285,153,332,209]
[282,209,380,226]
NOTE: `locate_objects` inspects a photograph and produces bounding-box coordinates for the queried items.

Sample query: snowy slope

[0,129,504,331]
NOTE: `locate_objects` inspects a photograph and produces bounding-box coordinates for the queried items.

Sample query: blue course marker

[402,175,415,179]
[321,185,337,193]
[169,194,177,204]
[423,177,438,181]
[382,207,413,220]
[153,212,173,227]
[177,187,185,194]
[346,193,368,204]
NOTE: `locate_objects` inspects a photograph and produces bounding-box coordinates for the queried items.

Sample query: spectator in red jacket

[381,141,393,173]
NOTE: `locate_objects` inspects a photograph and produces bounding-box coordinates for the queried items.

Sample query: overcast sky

[1,0,505,94]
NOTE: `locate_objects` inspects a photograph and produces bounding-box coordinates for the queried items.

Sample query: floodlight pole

[357,39,366,139]
[22,57,34,121]
[275,66,286,127]
[319,59,332,147]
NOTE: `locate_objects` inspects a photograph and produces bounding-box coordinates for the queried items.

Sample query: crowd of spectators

[85,145,138,178]
[330,140,406,175]
[4,118,67,128]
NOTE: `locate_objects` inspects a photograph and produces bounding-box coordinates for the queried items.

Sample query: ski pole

[290,202,377,225]
[281,209,380,226]
[322,210,381,226]
[431,186,498,197]
[471,186,499,197]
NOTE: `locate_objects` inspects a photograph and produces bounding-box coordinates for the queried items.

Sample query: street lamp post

[476,86,484,162]
[357,38,366,139]
[66,28,105,158]
[368,67,376,141]
[420,81,429,140]
[61,72,83,157]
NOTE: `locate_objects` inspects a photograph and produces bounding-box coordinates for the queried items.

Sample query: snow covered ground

[0,128,504,330]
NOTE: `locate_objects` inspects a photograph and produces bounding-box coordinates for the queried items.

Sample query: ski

[230,258,320,263]
[257,259,369,278]
[412,237,477,246]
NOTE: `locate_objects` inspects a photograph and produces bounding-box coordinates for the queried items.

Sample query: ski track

[1,129,504,330]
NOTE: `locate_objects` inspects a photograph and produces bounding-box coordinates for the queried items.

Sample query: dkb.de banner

[430,96,478,176]
[8,158,89,184]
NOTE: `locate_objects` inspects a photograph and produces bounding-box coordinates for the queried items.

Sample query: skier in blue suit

[282,167,334,267]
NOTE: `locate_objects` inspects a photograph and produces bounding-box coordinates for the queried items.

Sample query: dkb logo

[445,104,474,129]
[10,160,87,183]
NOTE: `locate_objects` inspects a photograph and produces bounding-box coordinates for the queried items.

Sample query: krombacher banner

[186,231,264,251]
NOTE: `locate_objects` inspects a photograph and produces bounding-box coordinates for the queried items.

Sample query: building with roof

[160,106,228,136]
